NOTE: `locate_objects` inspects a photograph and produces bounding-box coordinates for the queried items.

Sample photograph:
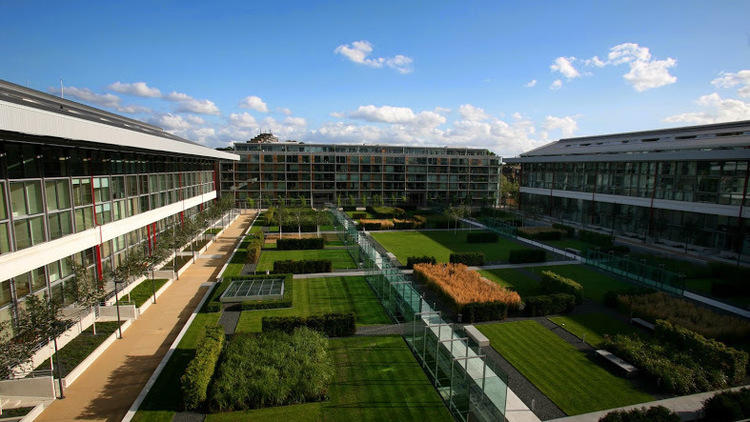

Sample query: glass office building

[0,80,238,326]
[505,120,750,262]
[221,141,501,207]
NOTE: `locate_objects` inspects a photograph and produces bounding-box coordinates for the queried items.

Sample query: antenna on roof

[60,78,64,99]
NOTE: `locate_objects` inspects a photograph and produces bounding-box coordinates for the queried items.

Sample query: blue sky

[1,1,749,155]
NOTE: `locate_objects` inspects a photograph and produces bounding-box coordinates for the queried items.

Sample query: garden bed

[159,255,193,272]
[34,321,121,377]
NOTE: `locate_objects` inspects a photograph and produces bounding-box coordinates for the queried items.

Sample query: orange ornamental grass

[413,263,521,307]
[358,219,394,229]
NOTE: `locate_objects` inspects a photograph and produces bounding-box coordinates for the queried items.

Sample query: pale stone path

[36,212,253,422]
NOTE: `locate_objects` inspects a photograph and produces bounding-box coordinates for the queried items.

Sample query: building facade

[0,80,238,326]
[221,141,501,207]
[505,120,750,262]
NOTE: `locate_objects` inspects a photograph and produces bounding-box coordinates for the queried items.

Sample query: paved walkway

[36,213,253,422]
[548,385,750,422]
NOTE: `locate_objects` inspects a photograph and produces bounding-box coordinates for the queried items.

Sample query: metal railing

[331,208,508,422]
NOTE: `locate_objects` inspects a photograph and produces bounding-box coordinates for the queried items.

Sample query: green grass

[133,310,221,421]
[123,279,169,307]
[159,254,193,271]
[35,321,120,377]
[545,239,601,252]
[205,336,452,422]
[529,264,631,303]
[477,320,652,415]
[235,276,389,333]
[205,227,223,235]
[256,248,357,272]
[479,268,542,297]
[371,230,536,265]
[548,313,639,347]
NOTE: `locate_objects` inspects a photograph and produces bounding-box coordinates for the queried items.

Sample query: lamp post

[113,279,123,339]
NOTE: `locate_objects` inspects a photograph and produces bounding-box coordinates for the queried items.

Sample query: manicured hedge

[208,328,333,412]
[702,387,750,422]
[181,325,225,410]
[540,270,583,304]
[367,206,405,218]
[655,320,748,384]
[579,229,614,248]
[449,252,485,266]
[272,259,332,274]
[508,249,546,264]
[598,406,679,422]
[281,224,317,233]
[524,293,576,316]
[466,232,499,243]
[342,205,357,211]
[351,212,367,219]
[518,227,563,241]
[276,237,325,250]
[393,220,416,229]
[461,301,513,322]
[406,256,436,269]
[552,223,576,237]
[363,222,382,231]
[262,313,356,337]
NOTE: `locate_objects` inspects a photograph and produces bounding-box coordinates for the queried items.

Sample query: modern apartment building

[0,80,238,325]
[505,120,750,262]
[221,139,501,207]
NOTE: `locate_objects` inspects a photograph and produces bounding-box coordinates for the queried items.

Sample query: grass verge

[547,312,638,347]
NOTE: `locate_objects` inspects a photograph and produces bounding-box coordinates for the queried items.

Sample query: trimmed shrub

[654,320,748,384]
[518,227,564,241]
[406,256,436,269]
[281,224,317,233]
[262,313,356,337]
[342,205,356,211]
[246,241,262,264]
[466,232,499,243]
[702,388,750,422]
[552,223,575,237]
[540,270,583,304]
[508,249,546,264]
[272,259,332,274]
[603,287,655,308]
[393,219,416,229]
[276,237,325,250]
[208,328,333,412]
[524,293,576,316]
[351,212,367,219]
[367,206,405,218]
[450,252,485,266]
[598,406,679,422]
[579,229,614,248]
[181,325,225,410]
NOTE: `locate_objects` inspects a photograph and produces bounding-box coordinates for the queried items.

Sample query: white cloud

[49,86,149,114]
[108,81,161,98]
[191,127,216,144]
[524,79,537,88]
[334,40,414,74]
[458,104,489,121]
[228,112,259,128]
[239,95,269,112]
[184,115,205,125]
[433,106,451,114]
[164,91,220,115]
[512,112,523,120]
[607,43,677,91]
[583,56,605,67]
[550,57,580,79]
[664,93,750,124]
[543,115,579,137]
[283,116,307,127]
[711,70,750,98]
[149,113,193,131]
[348,105,417,123]
[279,107,293,115]
[550,79,563,90]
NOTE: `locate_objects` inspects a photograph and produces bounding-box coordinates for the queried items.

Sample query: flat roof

[0,79,238,161]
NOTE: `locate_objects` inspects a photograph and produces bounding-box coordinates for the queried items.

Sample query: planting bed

[124,279,169,307]
[548,312,638,347]
[256,247,357,272]
[34,321,121,377]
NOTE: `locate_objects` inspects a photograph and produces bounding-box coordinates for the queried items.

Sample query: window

[72,178,93,206]
[93,177,110,203]
[46,179,71,211]
[48,211,72,240]
[0,280,11,306]
[13,216,44,250]
[0,183,6,220]
[0,223,10,254]
[10,181,43,217]
[96,203,112,225]
[14,274,30,298]
[74,207,95,231]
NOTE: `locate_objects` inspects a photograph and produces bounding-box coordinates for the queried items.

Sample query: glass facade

[0,139,218,326]
[522,160,749,207]
[223,143,500,207]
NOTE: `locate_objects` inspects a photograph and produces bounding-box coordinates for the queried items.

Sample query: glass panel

[25,182,43,214]
[48,261,61,282]
[31,267,46,292]
[14,273,30,298]
[14,219,31,249]
[0,223,9,254]
[73,178,93,206]
[0,183,6,220]
[0,280,11,306]
[10,182,27,216]
[29,216,44,245]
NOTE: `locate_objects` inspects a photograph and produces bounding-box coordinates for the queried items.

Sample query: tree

[315,210,328,236]
[105,250,146,340]
[444,206,459,233]
[361,195,368,207]
[347,195,355,207]
[500,175,519,207]
[247,197,256,211]
[276,205,288,240]
[336,195,342,208]
[293,206,304,238]
[144,240,168,304]
[298,195,307,208]
[67,260,106,335]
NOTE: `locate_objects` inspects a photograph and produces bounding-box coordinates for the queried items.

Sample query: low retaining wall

[0,377,55,400]
[97,304,137,321]
[57,319,133,390]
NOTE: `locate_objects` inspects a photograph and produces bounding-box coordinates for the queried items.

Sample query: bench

[564,247,581,256]
[630,317,655,331]
[596,349,638,378]
[464,325,490,348]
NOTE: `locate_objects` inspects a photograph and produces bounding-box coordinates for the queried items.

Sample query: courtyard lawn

[123,279,169,307]
[371,230,536,265]
[256,248,358,272]
[205,336,452,422]
[548,313,639,347]
[529,264,631,304]
[234,276,390,333]
[479,268,542,297]
[544,239,601,253]
[477,320,652,416]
